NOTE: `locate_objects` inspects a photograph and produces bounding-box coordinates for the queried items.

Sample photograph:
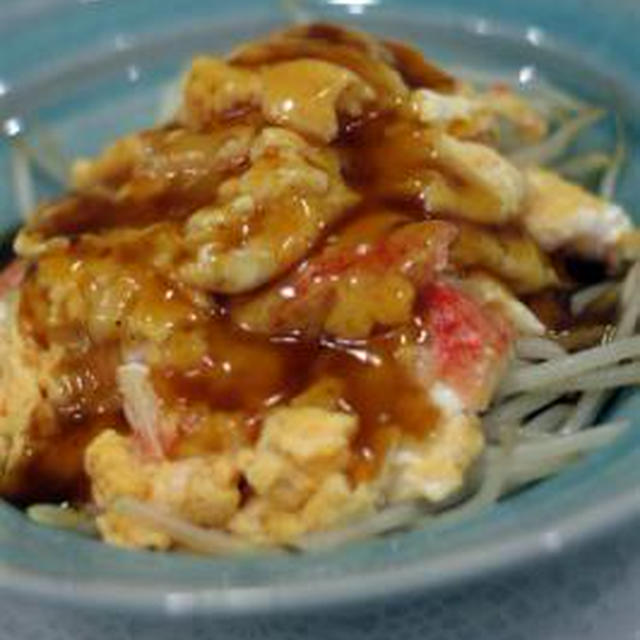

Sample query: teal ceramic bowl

[1,0,640,617]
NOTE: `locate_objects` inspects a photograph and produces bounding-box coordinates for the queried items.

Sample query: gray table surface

[1,515,639,640]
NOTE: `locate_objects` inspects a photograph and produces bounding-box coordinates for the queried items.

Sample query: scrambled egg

[410,82,548,144]
[230,406,374,543]
[0,290,59,494]
[86,429,241,549]
[179,127,359,292]
[411,88,487,130]
[182,56,375,142]
[85,397,487,547]
[451,222,559,294]
[427,133,526,225]
[1,22,633,553]
[386,412,484,503]
[524,167,632,259]
[85,405,374,547]
[232,219,456,339]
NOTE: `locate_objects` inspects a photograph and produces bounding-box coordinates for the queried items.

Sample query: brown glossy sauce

[525,288,617,352]
[14,195,440,504]
[382,39,456,92]
[337,113,506,226]
[33,126,254,238]
[339,112,440,203]
[5,25,576,507]
[524,254,618,350]
[152,322,437,483]
[524,289,573,332]
[6,415,123,507]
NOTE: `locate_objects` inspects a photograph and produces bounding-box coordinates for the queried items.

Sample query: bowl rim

[1,1,640,618]
[1,476,639,617]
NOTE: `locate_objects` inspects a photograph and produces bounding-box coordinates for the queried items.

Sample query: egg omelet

[0,23,632,551]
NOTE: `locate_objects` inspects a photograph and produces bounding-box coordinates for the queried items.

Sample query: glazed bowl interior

[0,0,640,617]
